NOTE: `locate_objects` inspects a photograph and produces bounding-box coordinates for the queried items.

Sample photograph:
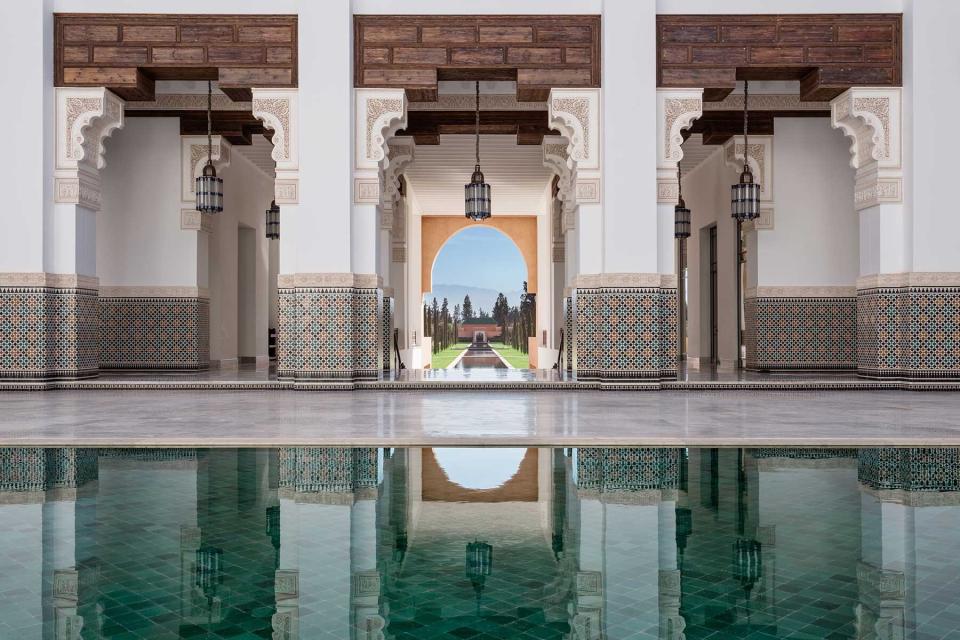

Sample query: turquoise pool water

[0,447,957,639]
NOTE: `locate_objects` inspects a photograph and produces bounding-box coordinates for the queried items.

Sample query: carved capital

[831,87,902,210]
[382,138,415,207]
[548,88,600,172]
[181,135,231,203]
[252,88,298,172]
[724,135,775,229]
[56,87,125,172]
[657,89,703,203]
[355,88,407,171]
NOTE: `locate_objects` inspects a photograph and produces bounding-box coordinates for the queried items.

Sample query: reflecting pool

[1,447,958,639]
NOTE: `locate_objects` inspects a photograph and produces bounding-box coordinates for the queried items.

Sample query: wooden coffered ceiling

[54,14,298,101]
[354,15,601,102]
[657,14,902,102]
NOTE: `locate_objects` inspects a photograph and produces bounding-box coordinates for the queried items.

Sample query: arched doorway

[423,223,534,370]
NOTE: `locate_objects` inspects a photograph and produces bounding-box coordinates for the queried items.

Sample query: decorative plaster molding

[408,94,545,111]
[656,89,703,204]
[99,285,210,298]
[56,87,125,172]
[724,135,775,228]
[575,177,601,204]
[552,245,566,263]
[0,273,99,289]
[251,88,298,171]
[392,246,407,263]
[180,208,214,233]
[180,136,231,203]
[745,285,857,299]
[277,273,383,289]
[856,272,960,290]
[831,88,902,211]
[355,88,407,171]
[548,88,600,172]
[574,273,671,289]
[354,178,380,204]
[381,139,415,207]
[55,87,125,211]
[253,88,299,205]
[542,142,578,217]
[382,286,395,298]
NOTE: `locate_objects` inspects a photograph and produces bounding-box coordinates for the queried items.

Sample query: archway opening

[425,225,533,370]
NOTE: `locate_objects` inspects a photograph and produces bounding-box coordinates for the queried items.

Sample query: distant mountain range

[426,283,524,315]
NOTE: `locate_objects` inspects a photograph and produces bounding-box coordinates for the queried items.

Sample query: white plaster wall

[905,0,960,272]
[657,0,903,12]
[760,119,858,287]
[0,2,45,272]
[208,151,274,364]
[682,149,739,366]
[602,0,658,275]
[99,118,199,287]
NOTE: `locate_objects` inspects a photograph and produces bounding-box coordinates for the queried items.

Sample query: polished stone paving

[2,389,959,446]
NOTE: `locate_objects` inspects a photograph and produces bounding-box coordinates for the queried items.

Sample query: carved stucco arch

[252,88,299,204]
[656,89,703,204]
[353,88,408,206]
[546,88,601,216]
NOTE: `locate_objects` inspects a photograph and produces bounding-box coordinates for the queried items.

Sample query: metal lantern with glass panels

[265,200,280,239]
[464,81,492,221]
[731,80,760,222]
[674,165,691,239]
[196,80,224,214]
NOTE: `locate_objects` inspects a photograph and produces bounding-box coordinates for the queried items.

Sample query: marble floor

[1,388,959,446]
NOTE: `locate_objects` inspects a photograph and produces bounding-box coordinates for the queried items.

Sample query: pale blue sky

[432,226,527,293]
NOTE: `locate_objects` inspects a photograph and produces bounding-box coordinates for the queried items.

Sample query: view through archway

[425,226,534,370]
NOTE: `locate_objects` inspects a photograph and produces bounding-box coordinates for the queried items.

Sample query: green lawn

[430,343,467,369]
[488,342,531,369]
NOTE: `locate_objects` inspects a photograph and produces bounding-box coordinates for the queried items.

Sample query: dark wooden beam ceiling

[125,110,270,146]
[397,110,557,145]
[657,14,902,102]
[54,14,298,101]
[687,109,829,145]
[354,15,600,102]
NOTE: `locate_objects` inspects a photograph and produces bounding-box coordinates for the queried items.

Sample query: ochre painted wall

[421,215,538,296]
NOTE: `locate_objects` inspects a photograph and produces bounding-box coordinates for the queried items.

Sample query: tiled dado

[0,276,99,380]
[382,293,393,372]
[573,275,678,380]
[857,276,960,379]
[98,296,209,370]
[277,274,383,381]
[564,296,573,372]
[744,290,857,371]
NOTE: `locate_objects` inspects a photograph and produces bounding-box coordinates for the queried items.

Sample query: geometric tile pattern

[382,296,393,372]
[574,287,677,380]
[277,287,382,380]
[576,448,682,492]
[0,447,98,492]
[98,297,209,370]
[858,447,960,491]
[278,447,379,493]
[857,286,960,379]
[564,297,573,372]
[0,286,99,380]
[745,296,857,370]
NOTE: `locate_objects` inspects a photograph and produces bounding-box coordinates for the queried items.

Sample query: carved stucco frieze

[252,88,299,204]
[55,87,125,211]
[355,88,407,172]
[831,87,902,211]
[724,135,775,230]
[381,139,415,208]
[657,89,703,204]
[548,88,600,172]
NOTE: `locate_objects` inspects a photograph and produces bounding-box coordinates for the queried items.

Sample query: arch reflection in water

[1,447,959,638]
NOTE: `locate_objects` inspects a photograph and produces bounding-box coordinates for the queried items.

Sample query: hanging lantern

[196,80,224,214]
[732,538,762,595]
[731,80,760,222]
[265,200,280,239]
[466,540,493,581]
[464,81,491,221]
[674,164,691,239]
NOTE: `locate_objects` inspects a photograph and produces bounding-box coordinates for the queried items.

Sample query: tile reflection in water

[0,447,959,638]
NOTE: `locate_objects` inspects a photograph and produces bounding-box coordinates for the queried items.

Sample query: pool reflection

[0,447,958,639]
